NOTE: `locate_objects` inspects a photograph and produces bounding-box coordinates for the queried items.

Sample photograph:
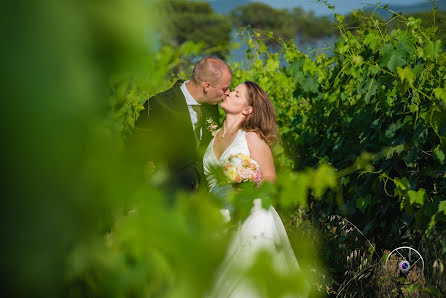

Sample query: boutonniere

[206,117,219,136]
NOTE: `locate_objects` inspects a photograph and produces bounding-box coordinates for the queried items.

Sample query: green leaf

[406,17,421,29]
[394,177,410,198]
[385,120,402,138]
[279,172,309,208]
[335,14,345,23]
[407,189,427,206]
[422,286,441,296]
[379,44,407,73]
[398,39,416,56]
[364,33,380,51]
[439,201,446,215]
[429,103,446,136]
[384,144,405,159]
[397,66,415,85]
[433,146,445,164]
[364,78,378,103]
[416,47,424,58]
[394,178,410,191]
[303,58,317,74]
[370,64,380,75]
[302,76,319,93]
[424,40,442,61]
[352,55,363,65]
[310,164,337,198]
[265,58,280,73]
[356,195,372,212]
[434,86,446,105]
[409,104,418,113]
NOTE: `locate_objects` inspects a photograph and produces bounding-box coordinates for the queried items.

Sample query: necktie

[191,105,203,148]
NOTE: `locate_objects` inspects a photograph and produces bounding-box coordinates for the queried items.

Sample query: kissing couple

[129,57,306,297]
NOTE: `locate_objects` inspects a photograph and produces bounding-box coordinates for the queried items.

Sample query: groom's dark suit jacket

[129,80,220,191]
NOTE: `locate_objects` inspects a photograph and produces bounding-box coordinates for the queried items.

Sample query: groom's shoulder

[149,80,184,102]
[137,80,184,124]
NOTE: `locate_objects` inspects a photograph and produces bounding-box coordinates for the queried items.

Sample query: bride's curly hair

[242,81,279,146]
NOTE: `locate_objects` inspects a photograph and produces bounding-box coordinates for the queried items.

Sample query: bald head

[192,56,232,86]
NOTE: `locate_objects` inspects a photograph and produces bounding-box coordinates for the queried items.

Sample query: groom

[129,56,232,192]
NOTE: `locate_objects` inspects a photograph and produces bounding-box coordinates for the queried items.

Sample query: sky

[259,0,429,16]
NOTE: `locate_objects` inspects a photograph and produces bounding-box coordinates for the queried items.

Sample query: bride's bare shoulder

[245,131,270,152]
[245,130,276,181]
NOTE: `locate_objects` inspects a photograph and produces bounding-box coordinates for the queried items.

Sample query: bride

[203,81,306,297]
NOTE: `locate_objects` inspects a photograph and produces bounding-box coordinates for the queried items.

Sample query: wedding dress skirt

[203,130,304,297]
[208,199,302,298]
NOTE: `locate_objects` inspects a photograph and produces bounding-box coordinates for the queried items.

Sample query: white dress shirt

[180,80,202,138]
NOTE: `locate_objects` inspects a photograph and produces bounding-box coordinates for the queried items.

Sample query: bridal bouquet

[223,153,261,184]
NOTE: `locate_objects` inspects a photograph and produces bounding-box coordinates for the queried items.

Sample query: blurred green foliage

[0,0,165,296]
[1,0,323,297]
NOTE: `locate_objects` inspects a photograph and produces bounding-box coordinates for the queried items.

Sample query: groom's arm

[127,96,164,164]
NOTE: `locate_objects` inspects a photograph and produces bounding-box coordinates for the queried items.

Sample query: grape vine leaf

[408,189,427,206]
[397,66,415,85]
[385,120,402,138]
[311,164,337,198]
[398,39,416,56]
[280,173,309,208]
[364,33,380,51]
[364,79,378,103]
[434,86,446,105]
[433,146,445,164]
[394,176,410,198]
[370,64,380,75]
[424,40,442,61]
[301,75,319,93]
[439,201,446,215]
[394,177,410,191]
[379,43,408,73]
[384,144,405,159]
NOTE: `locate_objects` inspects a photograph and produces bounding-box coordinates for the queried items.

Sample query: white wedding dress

[203,129,304,298]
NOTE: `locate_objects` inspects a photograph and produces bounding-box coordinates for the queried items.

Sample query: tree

[162,0,232,58]
[231,3,336,45]
[231,2,295,44]
[291,7,336,41]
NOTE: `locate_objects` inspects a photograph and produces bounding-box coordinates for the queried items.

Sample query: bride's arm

[246,132,276,183]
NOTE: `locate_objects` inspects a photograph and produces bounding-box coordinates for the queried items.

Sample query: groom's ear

[202,81,211,93]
